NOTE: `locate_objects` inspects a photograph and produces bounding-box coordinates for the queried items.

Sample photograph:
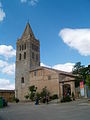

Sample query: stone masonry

[15,23,75,101]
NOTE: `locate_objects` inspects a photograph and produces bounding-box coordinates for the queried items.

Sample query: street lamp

[62,80,64,100]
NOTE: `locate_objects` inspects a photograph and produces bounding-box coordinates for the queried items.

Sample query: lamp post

[62,80,64,100]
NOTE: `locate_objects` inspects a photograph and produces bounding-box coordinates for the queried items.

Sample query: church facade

[15,23,75,101]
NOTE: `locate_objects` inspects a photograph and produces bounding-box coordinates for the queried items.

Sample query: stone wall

[29,67,59,96]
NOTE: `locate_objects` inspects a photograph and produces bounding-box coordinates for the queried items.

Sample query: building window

[19,53,21,60]
[22,45,23,50]
[48,76,51,80]
[31,72,33,77]
[20,45,21,51]
[21,77,24,83]
[24,44,26,49]
[24,52,26,59]
[32,52,34,59]
[34,71,37,76]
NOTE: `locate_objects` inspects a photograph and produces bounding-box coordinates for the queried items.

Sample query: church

[15,23,75,101]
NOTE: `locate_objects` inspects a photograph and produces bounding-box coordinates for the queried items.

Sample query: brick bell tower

[15,23,40,100]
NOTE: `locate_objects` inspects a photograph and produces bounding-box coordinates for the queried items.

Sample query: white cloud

[53,63,75,72]
[40,63,51,68]
[0,45,16,59]
[41,62,74,72]
[29,0,38,6]
[59,28,90,56]
[0,60,15,75]
[0,60,8,67]
[2,63,15,75]
[21,0,27,3]
[0,79,15,90]
[0,2,5,22]
[20,0,38,6]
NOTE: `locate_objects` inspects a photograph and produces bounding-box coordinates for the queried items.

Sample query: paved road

[0,101,90,120]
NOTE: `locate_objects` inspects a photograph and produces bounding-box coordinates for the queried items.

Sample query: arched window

[48,75,51,80]
[24,52,26,59]
[20,45,21,51]
[22,45,23,50]
[21,77,24,83]
[19,53,21,60]
[34,71,37,76]
[24,44,26,49]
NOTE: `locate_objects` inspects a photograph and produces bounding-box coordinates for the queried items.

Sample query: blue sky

[0,0,90,89]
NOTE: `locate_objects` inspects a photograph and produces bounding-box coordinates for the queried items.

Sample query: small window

[24,52,26,59]
[48,76,51,80]
[19,53,21,60]
[22,45,23,50]
[34,71,37,76]
[20,45,21,51]
[32,52,34,59]
[21,77,24,83]
[24,44,26,49]
[31,72,33,77]
[39,62,40,66]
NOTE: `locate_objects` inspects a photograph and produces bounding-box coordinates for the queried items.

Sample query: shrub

[40,87,50,98]
[36,92,41,100]
[50,94,58,100]
[61,96,72,103]
[15,98,19,103]
[25,85,37,101]
[24,95,29,100]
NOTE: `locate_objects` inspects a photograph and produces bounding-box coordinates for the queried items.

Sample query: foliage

[14,98,19,103]
[25,85,37,101]
[72,62,90,87]
[50,94,58,100]
[24,95,29,99]
[40,87,50,98]
[35,87,50,103]
[29,85,37,101]
[61,96,72,103]
[28,86,37,93]
[25,86,50,102]
[35,92,41,100]
[86,75,90,90]
[72,62,82,74]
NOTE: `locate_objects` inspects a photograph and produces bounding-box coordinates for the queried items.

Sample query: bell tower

[15,23,40,100]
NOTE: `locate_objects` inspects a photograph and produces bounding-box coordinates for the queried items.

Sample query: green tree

[25,85,37,101]
[29,85,37,101]
[72,62,84,87]
[86,65,90,89]
[24,95,29,100]
[72,62,90,88]
[86,75,90,89]
[72,62,82,74]
[40,87,50,98]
